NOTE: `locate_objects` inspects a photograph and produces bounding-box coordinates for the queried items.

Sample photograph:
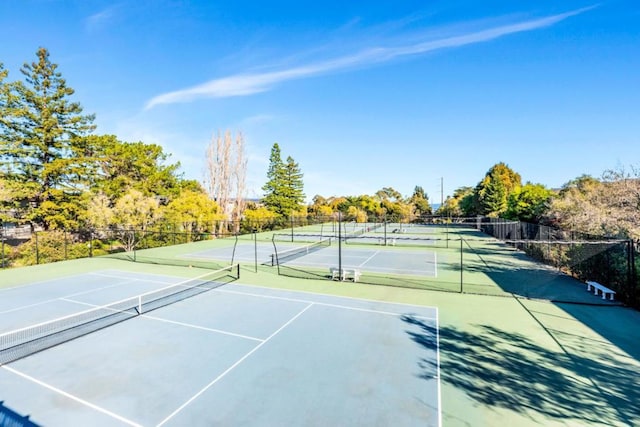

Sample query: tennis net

[0,264,239,366]
[271,238,331,266]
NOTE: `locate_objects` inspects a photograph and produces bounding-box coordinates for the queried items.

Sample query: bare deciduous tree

[232,134,247,232]
[205,130,247,233]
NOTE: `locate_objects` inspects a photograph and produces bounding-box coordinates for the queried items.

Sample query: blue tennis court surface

[0,271,440,426]
[182,243,438,277]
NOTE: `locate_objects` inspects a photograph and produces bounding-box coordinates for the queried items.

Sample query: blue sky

[1,1,639,203]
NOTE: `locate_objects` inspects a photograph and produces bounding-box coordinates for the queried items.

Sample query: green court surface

[1,229,639,426]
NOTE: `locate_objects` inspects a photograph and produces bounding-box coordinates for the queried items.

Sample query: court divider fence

[272,218,639,309]
[2,216,638,309]
[0,216,341,269]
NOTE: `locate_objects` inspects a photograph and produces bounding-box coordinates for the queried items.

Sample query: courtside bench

[586,280,616,301]
[330,267,361,282]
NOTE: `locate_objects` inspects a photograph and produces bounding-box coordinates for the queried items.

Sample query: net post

[230,234,239,265]
[138,296,142,314]
[271,235,280,273]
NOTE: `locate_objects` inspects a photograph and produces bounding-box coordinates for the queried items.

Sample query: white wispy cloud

[238,114,278,128]
[145,6,595,110]
[84,4,120,33]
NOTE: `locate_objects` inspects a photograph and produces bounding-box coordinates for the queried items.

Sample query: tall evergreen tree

[282,155,305,213]
[0,48,96,229]
[262,143,305,217]
[0,62,10,132]
[0,63,11,222]
[262,143,285,215]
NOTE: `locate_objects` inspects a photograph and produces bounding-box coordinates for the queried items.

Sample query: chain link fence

[477,217,638,308]
[0,216,339,268]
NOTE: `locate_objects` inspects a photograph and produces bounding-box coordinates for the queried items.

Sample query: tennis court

[278,245,438,277]
[1,226,639,427]
[180,238,438,278]
[0,261,440,426]
[181,242,276,265]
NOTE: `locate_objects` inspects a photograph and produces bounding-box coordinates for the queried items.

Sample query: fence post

[383,216,387,246]
[338,212,342,279]
[253,229,258,273]
[628,240,635,301]
[446,221,449,249]
[35,231,40,265]
[460,238,464,293]
[89,230,93,258]
[290,215,294,242]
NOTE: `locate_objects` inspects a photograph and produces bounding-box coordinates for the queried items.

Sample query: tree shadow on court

[458,246,640,365]
[463,261,603,304]
[401,314,640,426]
[0,401,40,426]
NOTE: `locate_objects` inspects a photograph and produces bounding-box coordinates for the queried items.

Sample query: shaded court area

[0,268,439,427]
[430,293,640,426]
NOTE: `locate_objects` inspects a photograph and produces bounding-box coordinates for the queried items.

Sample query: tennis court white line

[358,250,379,267]
[140,315,264,342]
[156,302,315,427]
[90,272,175,285]
[283,259,436,276]
[1,365,142,427]
[58,291,266,344]
[225,282,440,312]
[0,270,178,294]
[214,288,438,320]
[0,272,97,292]
[0,280,138,315]
[436,306,442,427]
[314,301,436,318]
[282,255,435,278]
[59,297,109,307]
[307,252,373,260]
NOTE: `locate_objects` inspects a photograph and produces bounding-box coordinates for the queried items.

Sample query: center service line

[156,302,315,427]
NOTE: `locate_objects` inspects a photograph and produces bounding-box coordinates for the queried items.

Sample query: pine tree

[262,143,305,217]
[0,48,96,229]
[282,155,305,213]
[0,63,11,221]
[262,143,285,215]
